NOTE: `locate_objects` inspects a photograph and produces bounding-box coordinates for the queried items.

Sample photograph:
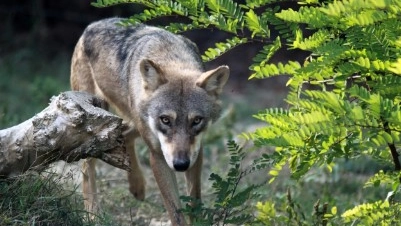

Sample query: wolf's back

[80,18,204,75]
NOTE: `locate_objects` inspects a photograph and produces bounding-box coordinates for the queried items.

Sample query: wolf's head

[139,59,229,171]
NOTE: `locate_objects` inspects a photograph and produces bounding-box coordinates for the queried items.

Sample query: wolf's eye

[192,117,203,126]
[160,116,171,125]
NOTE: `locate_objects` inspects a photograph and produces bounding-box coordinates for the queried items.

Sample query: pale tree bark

[0,91,130,178]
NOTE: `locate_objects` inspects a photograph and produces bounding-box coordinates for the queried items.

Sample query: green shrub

[180,140,266,225]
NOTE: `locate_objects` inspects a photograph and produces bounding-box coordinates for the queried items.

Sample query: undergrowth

[181,140,267,225]
[0,172,114,226]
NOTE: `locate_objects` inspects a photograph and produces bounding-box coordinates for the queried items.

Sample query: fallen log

[0,91,129,178]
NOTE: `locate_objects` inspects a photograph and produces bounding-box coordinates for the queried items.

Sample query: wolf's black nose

[173,158,190,171]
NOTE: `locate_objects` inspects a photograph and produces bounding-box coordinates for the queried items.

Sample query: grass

[0,172,115,226]
[0,47,394,225]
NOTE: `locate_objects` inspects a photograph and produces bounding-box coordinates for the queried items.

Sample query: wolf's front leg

[185,148,202,201]
[82,158,99,213]
[125,136,146,201]
[150,151,187,226]
[185,148,203,224]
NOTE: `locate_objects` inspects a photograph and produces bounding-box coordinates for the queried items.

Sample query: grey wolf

[70,18,229,225]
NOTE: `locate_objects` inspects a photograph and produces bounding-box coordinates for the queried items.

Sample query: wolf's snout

[173,151,190,171]
[173,158,190,171]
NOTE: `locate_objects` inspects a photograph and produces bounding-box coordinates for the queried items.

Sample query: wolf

[70,18,229,225]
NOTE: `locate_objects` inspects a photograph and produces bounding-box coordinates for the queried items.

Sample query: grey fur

[71,18,229,225]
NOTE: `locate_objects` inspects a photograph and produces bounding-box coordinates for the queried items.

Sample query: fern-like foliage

[341,200,401,225]
[202,37,247,62]
[249,0,401,174]
[180,140,267,225]
[244,1,401,223]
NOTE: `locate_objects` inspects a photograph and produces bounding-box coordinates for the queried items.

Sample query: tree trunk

[0,91,130,178]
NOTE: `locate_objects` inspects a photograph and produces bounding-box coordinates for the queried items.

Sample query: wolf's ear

[196,65,229,97]
[140,59,166,91]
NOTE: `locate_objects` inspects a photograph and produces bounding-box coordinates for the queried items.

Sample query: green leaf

[331,206,337,215]
[202,37,247,62]
[245,9,269,38]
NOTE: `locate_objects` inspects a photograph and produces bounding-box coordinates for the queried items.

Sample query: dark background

[0,0,307,77]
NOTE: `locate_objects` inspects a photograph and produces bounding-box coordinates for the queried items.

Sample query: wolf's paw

[128,173,146,201]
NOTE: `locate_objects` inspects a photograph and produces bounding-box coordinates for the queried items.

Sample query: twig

[383,120,401,182]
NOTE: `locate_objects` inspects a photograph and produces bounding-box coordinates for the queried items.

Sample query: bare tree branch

[0,91,130,178]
